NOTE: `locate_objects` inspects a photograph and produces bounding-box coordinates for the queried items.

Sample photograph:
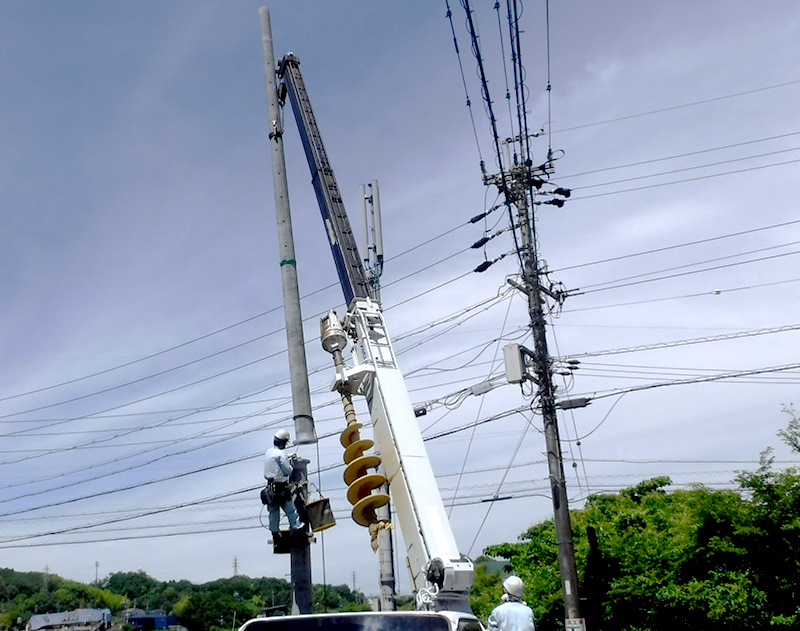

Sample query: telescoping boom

[278,54,477,617]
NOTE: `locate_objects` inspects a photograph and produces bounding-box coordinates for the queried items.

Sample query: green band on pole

[280,259,297,267]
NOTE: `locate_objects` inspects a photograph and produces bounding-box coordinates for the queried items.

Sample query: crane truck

[242,42,483,631]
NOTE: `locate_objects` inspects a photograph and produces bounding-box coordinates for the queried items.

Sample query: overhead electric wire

[494,0,516,137]
[445,0,483,163]
[8,455,789,528]
[570,248,800,296]
[0,310,280,405]
[562,324,800,360]
[6,514,259,542]
[562,276,800,313]
[0,218,471,415]
[559,130,800,181]
[571,155,800,200]
[552,218,800,273]
[7,475,769,548]
[545,0,553,153]
[571,146,800,193]
[0,411,274,504]
[547,311,591,494]
[458,0,529,290]
[578,362,800,403]
[393,285,515,344]
[574,361,800,384]
[422,406,528,441]
[0,285,512,495]
[0,446,263,517]
[2,286,510,442]
[394,287,515,358]
[0,238,479,443]
[9,73,792,484]
[0,386,350,500]
[0,476,750,548]
[447,282,516,518]
[2,312,540,507]
[404,325,528,379]
[0,348,288,439]
[5,75,790,428]
[553,78,800,134]
[570,239,800,292]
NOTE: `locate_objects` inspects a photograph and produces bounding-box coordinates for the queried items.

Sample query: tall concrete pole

[512,170,582,624]
[259,6,314,614]
[259,7,316,448]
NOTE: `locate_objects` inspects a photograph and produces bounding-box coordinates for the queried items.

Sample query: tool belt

[261,479,291,506]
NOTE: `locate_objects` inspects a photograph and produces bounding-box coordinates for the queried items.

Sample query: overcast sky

[2,0,799,602]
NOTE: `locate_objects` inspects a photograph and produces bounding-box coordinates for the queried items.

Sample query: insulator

[470,211,487,224]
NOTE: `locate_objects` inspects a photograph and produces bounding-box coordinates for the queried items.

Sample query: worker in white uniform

[263,428,301,535]
[488,576,535,631]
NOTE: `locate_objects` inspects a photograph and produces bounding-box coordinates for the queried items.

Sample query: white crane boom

[272,39,479,626]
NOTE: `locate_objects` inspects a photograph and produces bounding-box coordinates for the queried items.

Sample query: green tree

[476,409,800,631]
[468,559,504,622]
[312,584,368,613]
[101,571,161,610]
[735,405,800,627]
[485,479,774,630]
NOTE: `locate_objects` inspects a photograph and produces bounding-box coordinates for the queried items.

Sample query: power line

[581,362,800,402]
[562,324,800,360]
[551,218,800,273]
[558,130,800,180]
[571,156,800,200]
[553,78,800,134]
[569,249,800,296]
[570,240,800,293]
[562,277,800,313]
[0,222,472,414]
[0,310,280,405]
[570,146,800,193]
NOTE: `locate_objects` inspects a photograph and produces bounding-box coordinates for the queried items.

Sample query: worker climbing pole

[258,7,316,614]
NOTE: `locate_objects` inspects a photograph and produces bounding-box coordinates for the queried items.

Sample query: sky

[1,0,800,604]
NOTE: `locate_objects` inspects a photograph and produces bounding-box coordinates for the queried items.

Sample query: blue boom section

[278,55,370,306]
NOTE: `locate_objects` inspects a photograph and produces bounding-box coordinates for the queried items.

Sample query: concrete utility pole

[487,163,583,626]
[259,6,315,614]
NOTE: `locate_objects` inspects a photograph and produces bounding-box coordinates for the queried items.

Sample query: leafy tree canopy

[479,406,800,631]
[0,570,364,631]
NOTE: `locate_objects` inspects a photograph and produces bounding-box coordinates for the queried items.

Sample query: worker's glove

[288,452,298,461]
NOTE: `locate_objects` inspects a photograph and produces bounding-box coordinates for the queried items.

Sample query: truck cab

[240,611,483,631]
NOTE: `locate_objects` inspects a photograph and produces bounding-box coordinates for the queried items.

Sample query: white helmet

[503,576,525,599]
[274,429,291,444]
